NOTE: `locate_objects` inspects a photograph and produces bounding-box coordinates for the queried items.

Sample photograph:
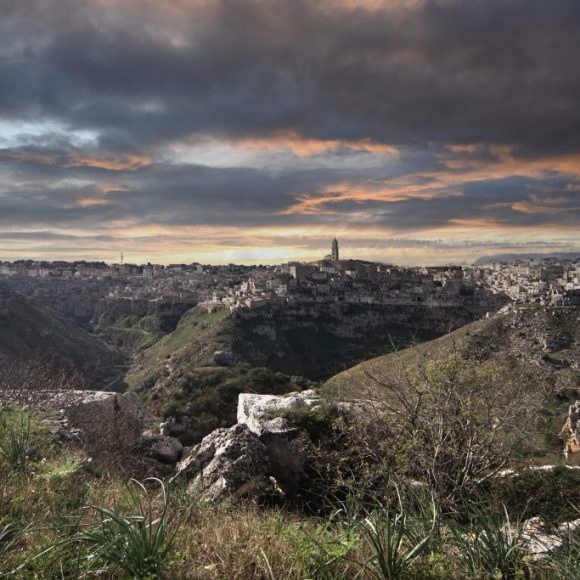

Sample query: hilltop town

[1,241,579,329]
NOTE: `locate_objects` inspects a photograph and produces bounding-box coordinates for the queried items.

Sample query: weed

[450,506,530,579]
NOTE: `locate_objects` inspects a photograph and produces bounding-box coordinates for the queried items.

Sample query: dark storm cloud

[0,0,579,259]
[1,0,580,152]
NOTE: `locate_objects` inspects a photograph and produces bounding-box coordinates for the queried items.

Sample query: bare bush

[0,354,84,410]
[357,348,551,512]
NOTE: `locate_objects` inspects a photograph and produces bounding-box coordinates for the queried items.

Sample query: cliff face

[128,302,479,390]
[230,302,478,379]
[0,283,125,388]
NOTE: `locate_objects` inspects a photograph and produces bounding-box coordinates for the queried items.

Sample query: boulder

[237,390,321,436]
[140,436,183,464]
[173,391,389,503]
[237,391,325,494]
[520,517,563,559]
[1,389,147,449]
[212,350,236,367]
[520,516,580,560]
[171,424,269,501]
[63,391,145,449]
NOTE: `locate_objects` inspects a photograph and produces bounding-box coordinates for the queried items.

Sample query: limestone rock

[517,516,580,560]
[237,390,320,436]
[521,517,563,559]
[212,350,236,367]
[140,436,183,464]
[63,391,145,449]
[171,424,268,501]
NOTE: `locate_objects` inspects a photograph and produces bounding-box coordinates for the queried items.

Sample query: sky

[0,0,579,266]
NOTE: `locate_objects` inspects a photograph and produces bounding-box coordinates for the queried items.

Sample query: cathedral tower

[331,238,339,261]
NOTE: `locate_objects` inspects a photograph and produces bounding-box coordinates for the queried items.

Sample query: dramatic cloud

[0,0,579,264]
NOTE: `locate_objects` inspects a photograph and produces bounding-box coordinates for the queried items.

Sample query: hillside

[0,283,125,388]
[323,303,580,462]
[325,304,580,395]
[126,301,483,441]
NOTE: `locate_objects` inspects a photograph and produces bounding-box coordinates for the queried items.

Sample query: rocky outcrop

[2,389,147,450]
[237,390,320,436]
[174,390,385,501]
[520,516,580,560]
[171,424,269,501]
[61,391,145,448]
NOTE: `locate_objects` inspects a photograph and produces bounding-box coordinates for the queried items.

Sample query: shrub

[490,466,580,525]
[355,352,550,512]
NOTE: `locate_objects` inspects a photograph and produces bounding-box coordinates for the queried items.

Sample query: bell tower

[331,238,339,261]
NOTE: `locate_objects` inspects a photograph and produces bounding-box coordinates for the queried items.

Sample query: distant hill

[0,283,125,389]
[474,252,580,265]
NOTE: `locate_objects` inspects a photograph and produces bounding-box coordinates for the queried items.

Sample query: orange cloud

[0,150,152,171]
[442,144,580,180]
[238,131,398,157]
[64,154,151,171]
[283,175,462,215]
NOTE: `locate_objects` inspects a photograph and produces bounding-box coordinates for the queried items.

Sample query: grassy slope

[126,307,232,390]
[323,316,491,398]
[322,304,580,464]
[324,305,580,399]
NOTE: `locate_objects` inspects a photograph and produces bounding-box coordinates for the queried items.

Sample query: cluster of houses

[209,259,502,311]
[478,259,580,304]
[2,249,579,320]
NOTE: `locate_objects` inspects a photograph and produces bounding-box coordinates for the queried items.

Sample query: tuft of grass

[547,534,580,580]
[33,478,185,578]
[450,506,530,579]
[0,523,18,558]
[0,409,33,469]
[39,453,84,482]
[355,503,436,579]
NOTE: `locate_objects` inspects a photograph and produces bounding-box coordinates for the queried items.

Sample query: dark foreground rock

[139,435,183,464]
[171,390,384,501]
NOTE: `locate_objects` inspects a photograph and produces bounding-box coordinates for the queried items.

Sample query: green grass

[127,306,232,389]
[322,316,491,399]
[34,478,183,578]
[2,409,580,578]
[0,409,34,469]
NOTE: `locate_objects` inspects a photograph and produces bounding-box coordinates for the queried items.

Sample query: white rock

[171,424,268,501]
[237,390,321,436]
